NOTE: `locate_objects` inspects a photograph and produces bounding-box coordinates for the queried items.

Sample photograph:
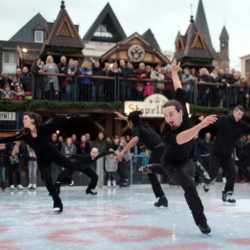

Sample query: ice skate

[86,188,97,195]
[198,220,211,234]
[154,196,168,207]
[222,191,236,205]
[138,164,153,174]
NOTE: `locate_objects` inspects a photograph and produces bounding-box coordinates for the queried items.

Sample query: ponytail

[127,110,142,125]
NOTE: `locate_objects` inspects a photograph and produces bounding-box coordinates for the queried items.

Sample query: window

[246,59,250,74]
[3,51,16,64]
[2,51,17,74]
[93,24,113,38]
[34,30,44,43]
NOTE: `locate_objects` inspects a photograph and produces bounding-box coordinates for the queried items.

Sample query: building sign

[124,94,168,118]
[0,112,16,121]
[128,44,145,62]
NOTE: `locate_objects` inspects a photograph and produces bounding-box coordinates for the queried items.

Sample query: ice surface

[0,183,250,250]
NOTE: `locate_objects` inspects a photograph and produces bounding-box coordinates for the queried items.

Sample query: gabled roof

[175,31,181,45]
[142,29,160,49]
[220,25,229,40]
[175,18,215,61]
[83,3,126,43]
[9,13,46,43]
[41,1,84,50]
[100,32,170,65]
[195,0,213,48]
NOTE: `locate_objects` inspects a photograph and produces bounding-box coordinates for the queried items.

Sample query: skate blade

[53,207,62,213]
[223,201,236,206]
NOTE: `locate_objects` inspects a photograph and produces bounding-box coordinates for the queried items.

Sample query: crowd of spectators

[0,55,249,109]
[0,129,249,190]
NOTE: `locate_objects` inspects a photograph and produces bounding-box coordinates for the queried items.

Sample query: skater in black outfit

[0,112,78,213]
[115,111,168,207]
[203,105,250,204]
[55,147,115,195]
[143,59,217,234]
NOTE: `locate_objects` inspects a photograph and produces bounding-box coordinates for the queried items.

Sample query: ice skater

[115,111,168,207]
[144,59,216,234]
[0,112,78,213]
[202,105,250,204]
[55,147,116,195]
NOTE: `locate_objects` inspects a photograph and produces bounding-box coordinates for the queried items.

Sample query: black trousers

[209,152,237,192]
[38,151,76,203]
[80,167,98,190]
[147,146,165,198]
[57,159,98,191]
[161,159,206,225]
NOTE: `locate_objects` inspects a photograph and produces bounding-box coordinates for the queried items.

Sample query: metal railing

[29,72,249,109]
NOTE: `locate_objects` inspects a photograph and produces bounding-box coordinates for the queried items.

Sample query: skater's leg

[38,161,63,212]
[162,160,210,233]
[81,167,98,195]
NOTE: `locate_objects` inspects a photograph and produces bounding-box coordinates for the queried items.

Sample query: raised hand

[200,115,217,129]
[171,58,181,74]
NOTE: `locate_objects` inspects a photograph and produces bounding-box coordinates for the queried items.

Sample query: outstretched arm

[43,113,79,130]
[0,133,22,143]
[171,58,182,91]
[116,136,138,162]
[114,111,128,121]
[176,115,217,145]
[97,151,115,159]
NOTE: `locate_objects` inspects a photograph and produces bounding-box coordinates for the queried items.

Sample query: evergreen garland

[0,101,249,120]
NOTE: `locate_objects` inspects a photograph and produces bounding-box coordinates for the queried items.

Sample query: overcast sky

[0,0,249,70]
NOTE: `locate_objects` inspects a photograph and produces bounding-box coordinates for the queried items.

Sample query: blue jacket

[79,68,92,84]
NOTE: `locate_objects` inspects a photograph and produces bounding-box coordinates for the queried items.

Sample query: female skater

[55,147,115,195]
[144,59,217,234]
[115,111,168,207]
[0,112,78,213]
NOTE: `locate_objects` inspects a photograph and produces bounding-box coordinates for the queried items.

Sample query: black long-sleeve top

[131,122,162,150]
[161,88,193,166]
[211,114,250,157]
[0,117,69,161]
[70,151,114,170]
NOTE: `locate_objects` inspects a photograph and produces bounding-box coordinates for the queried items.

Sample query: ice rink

[0,183,250,250]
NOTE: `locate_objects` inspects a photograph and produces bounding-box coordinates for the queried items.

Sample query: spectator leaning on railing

[102,61,113,102]
[120,61,135,100]
[31,58,45,100]
[79,60,93,101]
[92,60,104,102]
[181,67,194,103]
[20,66,31,92]
[198,67,211,106]
[44,55,60,100]
[65,58,79,101]
[135,63,147,100]
[150,65,164,95]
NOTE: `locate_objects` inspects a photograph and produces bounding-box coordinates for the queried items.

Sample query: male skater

[142,59,217,234]
[55,147,115,195]
[203,105,250,204]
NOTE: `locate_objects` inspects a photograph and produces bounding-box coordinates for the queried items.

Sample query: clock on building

[128,44,145,62]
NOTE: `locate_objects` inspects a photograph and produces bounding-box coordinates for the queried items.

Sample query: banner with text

[124,94,168,118]
[0,112,16,121]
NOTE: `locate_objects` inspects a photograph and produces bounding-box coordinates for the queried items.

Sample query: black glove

[65,112,79,119]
